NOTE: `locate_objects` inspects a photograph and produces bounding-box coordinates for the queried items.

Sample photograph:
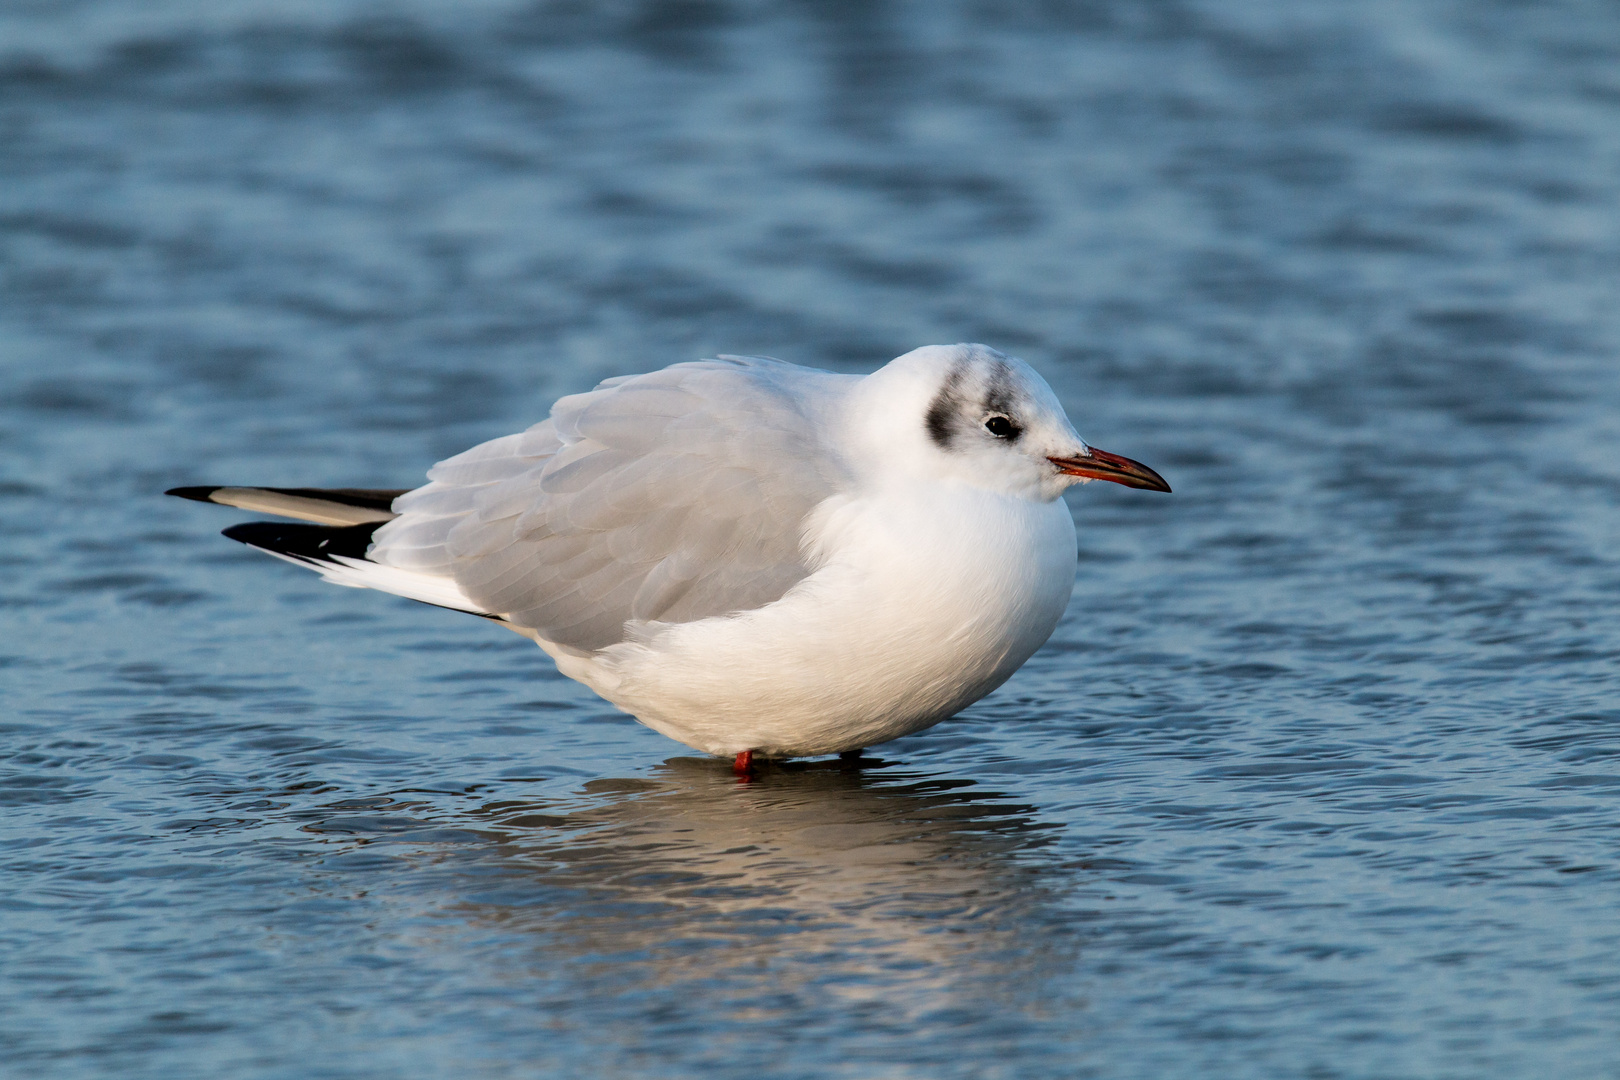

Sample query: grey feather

[368,357,853,652]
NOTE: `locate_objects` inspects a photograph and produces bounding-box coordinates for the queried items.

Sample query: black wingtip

[222,520,382,563]
[166,486,223,503]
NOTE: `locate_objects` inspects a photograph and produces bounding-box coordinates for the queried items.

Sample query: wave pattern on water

[3,1,1620,1077]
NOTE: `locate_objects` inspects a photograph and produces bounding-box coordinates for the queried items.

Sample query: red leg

[732,749,755,779]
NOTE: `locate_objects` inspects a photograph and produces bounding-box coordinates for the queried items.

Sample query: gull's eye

[984,415,1020,439]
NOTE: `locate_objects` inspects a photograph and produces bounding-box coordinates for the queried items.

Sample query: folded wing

[368,357,851,652]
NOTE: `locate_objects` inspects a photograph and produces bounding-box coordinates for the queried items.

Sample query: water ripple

[4,1,1620,1077]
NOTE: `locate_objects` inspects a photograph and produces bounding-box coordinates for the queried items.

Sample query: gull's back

[369,356,856,653]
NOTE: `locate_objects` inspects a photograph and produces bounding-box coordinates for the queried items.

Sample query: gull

[169,344,1169,774]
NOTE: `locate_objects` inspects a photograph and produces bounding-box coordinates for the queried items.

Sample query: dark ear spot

[925,395,955,448]
[925,360,969,450]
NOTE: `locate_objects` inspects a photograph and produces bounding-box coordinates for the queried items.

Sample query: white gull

[169,344,1169,773]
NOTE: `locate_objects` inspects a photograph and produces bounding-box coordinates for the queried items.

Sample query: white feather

[254,548,488,614]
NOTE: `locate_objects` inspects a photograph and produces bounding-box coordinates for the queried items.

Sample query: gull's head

[851,343,1170,501]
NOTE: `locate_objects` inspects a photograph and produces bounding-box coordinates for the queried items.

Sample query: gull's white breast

[545,483,1079,756]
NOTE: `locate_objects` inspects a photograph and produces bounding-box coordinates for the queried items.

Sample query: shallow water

[4,1,1620,1077]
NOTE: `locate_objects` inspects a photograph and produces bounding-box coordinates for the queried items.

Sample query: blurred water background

[3,1,1620,1077]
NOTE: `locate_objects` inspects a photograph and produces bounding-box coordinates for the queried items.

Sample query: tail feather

[166,486,407,525]
[171,485,529,629]
[217,519,498,620]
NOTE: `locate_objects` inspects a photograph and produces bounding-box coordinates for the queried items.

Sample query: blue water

[4,2,1620,1076]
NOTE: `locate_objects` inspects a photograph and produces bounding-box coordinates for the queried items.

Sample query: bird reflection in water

[312,757,1082,1039]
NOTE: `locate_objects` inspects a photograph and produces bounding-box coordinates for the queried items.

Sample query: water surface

[4,1,1620,1077]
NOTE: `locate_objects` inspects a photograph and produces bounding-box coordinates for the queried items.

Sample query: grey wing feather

[368,357,851,652]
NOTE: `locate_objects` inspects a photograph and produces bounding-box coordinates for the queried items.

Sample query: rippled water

[4,2,1620,1076]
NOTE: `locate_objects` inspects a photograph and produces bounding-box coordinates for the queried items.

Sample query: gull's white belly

[545,488,1078,756]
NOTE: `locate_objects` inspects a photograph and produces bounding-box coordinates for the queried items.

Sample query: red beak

[1048,447,1171,492]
